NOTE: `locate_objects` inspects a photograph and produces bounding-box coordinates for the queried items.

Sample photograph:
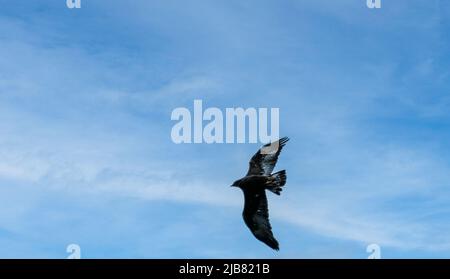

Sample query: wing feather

[242,189,279,250]
[247,137,289,176]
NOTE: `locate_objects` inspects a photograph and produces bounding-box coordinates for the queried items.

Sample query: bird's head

[230,180,240,188]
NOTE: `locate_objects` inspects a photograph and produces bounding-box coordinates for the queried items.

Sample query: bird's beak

[230,185,236,187]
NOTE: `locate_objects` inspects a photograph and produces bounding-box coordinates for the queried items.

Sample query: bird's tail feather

[266,170,286,195]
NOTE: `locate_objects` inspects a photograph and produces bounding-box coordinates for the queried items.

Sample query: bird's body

[231,137,289,251]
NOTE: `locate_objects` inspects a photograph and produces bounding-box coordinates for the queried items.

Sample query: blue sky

[0,0,450,258]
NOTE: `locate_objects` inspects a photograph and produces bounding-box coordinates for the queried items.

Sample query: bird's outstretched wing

[247,137,289,176]
[242,189,279,250]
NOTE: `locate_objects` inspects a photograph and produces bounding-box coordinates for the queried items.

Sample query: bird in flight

[231,137,289,250]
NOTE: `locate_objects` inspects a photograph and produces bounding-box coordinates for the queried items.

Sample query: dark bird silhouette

[231,137,289,250]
